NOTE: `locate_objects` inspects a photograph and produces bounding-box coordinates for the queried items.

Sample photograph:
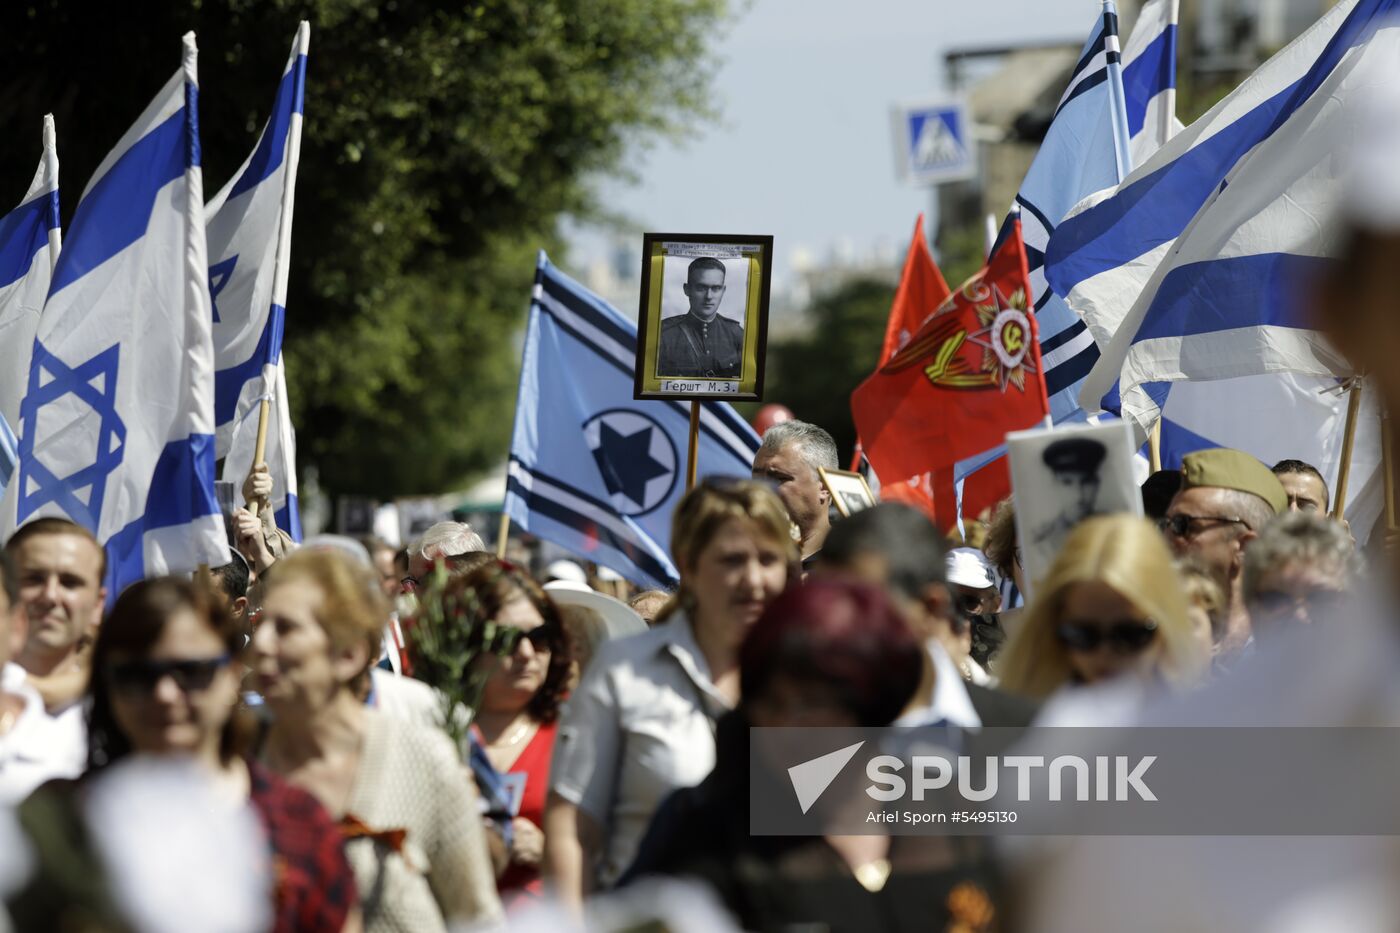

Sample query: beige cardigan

[345,709,502,932]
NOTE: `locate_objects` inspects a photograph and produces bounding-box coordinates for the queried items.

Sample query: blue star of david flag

[950,1,1137,487]
[504,253,761,590]
[208,22,308,541]
[0,115,61,497]
[1122,0,1182,166]
[5,33,229,593]
[998,0,1133,425]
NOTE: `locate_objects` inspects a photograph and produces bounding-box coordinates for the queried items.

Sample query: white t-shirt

[0,663,86,805]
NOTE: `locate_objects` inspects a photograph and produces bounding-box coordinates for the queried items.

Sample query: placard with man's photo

[633,233,773,401]
[1006,420,1143,597]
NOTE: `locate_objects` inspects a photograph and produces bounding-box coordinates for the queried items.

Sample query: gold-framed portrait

[633,232,773,401]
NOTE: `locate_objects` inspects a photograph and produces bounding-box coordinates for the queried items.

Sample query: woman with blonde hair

[998,514,1207,703]
[543,478,799,910]
[251,549,502,931]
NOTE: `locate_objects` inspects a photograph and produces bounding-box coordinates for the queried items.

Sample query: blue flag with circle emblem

[2,33,229,593]
[504,253,761,589]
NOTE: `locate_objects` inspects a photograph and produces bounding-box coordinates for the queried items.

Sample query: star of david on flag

[208,22,309,542]
[16,344,125,527]
[0,115,61,498]
[504,253,759,590]
[4,32,228,591]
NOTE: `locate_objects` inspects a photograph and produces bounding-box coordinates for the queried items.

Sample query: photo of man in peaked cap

[656,256,745,379]
[1032,436,1107,546]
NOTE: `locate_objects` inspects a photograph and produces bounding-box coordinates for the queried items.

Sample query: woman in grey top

[543,479,799,910]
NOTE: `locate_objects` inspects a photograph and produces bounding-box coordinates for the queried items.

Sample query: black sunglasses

[1158,514,1247,539]
[1055,620,1158,655]
[514,626,553,652]
[109,656,232,695]
[1251,589,1346,620]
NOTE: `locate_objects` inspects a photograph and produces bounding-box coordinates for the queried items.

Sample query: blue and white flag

[1122,0,1182,165]
[208,21,308,540]
[505,253,761,590]
[6,33,229,592]
[953,2,1136,485]
[0,115,61,495]
[1048,0,1400,433]
[1008,0,1133,425]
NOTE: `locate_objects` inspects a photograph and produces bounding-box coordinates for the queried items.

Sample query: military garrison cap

[1042,437,1107,475]
[1180,448,1288,515]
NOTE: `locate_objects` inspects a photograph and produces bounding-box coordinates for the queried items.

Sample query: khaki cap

[1180,448,1288,516]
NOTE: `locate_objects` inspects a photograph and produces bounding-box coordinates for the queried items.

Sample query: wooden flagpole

[1383,409,1396,531]
[686,401,701,492]
[1332,378,1363,522]
[496,511,511,559]
[1149,420,1162,473]
[247,398,273,519]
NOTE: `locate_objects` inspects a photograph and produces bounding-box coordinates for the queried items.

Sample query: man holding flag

[209,21,309,546]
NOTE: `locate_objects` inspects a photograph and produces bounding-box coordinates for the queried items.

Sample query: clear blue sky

[568,0,1100,287]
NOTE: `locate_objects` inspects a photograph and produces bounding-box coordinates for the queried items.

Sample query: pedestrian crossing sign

[893,99,974,186]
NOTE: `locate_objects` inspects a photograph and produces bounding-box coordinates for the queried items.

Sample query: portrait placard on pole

[633,233,773,402]
[1007,420,1143,596]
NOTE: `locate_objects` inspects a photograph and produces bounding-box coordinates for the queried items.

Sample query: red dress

[497,720,559,908]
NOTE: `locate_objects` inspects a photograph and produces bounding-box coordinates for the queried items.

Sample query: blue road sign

[892,98,975,186]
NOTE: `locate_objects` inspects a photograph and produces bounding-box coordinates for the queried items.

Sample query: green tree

[0,0,728,495]
[759,277,896,464]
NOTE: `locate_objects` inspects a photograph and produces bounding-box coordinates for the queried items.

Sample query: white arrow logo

[788,741,865,814]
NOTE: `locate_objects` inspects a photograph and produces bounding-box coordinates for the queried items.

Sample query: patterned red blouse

[247,759,358,933]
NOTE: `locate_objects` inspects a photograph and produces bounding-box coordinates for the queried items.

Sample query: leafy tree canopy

[0,0,728,495]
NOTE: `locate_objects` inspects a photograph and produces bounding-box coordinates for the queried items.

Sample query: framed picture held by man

[818,467,878,518]
[1006,420,1143,597]
[633,233,773,401]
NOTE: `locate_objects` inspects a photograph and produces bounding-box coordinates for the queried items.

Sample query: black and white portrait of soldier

[656,256,746,379]
[1032,437,1107,545]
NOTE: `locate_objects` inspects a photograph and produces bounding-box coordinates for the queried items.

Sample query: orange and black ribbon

[339,814,416,873]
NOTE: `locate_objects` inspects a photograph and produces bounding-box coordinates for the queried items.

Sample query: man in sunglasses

[1242,512,1358,639]
[0,545,85,803]
[1160,448,1287,658]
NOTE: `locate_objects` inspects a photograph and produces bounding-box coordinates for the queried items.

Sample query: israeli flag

[1122,0,1182,165]
[1048,0,1400,432]
[208,22,308,541]
[7,33,229,591]
[953,2,1136,484]
[1009,0,1133,424]
[0,116,61,494]
[505,254,761,590]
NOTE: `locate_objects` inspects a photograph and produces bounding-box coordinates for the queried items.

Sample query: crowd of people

[0,396,1385,931]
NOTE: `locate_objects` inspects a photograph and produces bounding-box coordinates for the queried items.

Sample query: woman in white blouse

[543,479,799,908]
